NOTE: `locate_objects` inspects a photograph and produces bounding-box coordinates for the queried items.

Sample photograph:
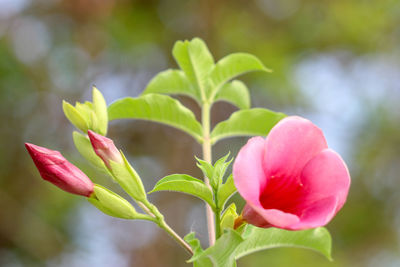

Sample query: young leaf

[196,157,214,181]
[142,69,200,102]
[188,229,243,267]
[214,80,250,109]
[235,226,332,261]
[210,108,286,144]
[217,174,237,209]
[149,174,215,209]
[209,53,271,93]
[196,153,232,190]
[108,94,203,142]
[172,38,214,100]
[211,153,232,189]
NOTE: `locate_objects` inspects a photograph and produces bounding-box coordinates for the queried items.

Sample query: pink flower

[25,143,94,197]
[233,116,351,230]
[87,130,123,169]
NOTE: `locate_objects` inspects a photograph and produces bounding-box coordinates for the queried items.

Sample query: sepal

[108,152,147,201]
[88,184,151,220]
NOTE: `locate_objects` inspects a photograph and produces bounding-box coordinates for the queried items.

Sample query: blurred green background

[1,0,400,266]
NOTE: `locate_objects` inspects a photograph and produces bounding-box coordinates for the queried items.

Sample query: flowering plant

[25,38,350,266]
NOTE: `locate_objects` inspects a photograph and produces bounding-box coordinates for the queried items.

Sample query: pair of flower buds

[26,131,119,197]
[25,131,149,220]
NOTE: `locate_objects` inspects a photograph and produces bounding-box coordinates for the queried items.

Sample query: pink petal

[263,116,328,180]
[299,149,351,213]
[242,204,272,228]
[233,137,267,204]
[87,130,123,168]
[248,203,300,229]
[288,196,338,230]
[25,143,94,197]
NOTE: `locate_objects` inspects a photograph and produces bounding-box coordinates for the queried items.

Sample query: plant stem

[158,220,194,255]
[137,201,155,217]
[214,197,222,239]
[201,102,216,246]
[139,201,193,255]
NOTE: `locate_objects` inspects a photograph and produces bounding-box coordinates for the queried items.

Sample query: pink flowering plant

[25,38,350,266]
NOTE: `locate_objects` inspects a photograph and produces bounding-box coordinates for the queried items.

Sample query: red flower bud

[87,130,123,169]
[25,143,94,197]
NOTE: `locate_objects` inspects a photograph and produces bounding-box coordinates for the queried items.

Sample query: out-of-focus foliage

[1,0,400,266]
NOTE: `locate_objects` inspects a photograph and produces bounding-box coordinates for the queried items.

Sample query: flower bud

[92,86,108,136]
[25,143,94,197]
[63,100,89,133]
[87,130,123,169]
[220,203,239,231]
[62,87,108,135]
[87,131,146,201]
[73,131,109,172]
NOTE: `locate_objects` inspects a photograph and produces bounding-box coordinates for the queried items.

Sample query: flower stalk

[139,200,193,255]
[87,131,193,254]
[201,101,216,246]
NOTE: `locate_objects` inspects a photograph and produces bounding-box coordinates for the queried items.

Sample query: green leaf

[184,232,205,257]
[109,152,147,201]
[172,38,214,100]
[72,131,110,174]
[63,100,89,133]
[92,86,108,135]
[210,108,286,144]
[217,174,237,209]
[209,53,271,92]
[108,94,203,142]
[142,69,200,102]
[149,174,214,209]
[214,80,250,109]
[188,229,243,267]
[184,233,212,267]
[235,226,332,261]
[89,184,138,219]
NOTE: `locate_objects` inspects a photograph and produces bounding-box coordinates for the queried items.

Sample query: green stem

[214,192,222,239]
[158,220,193,255]
[139,201,193,255]
[202,102,216,246]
